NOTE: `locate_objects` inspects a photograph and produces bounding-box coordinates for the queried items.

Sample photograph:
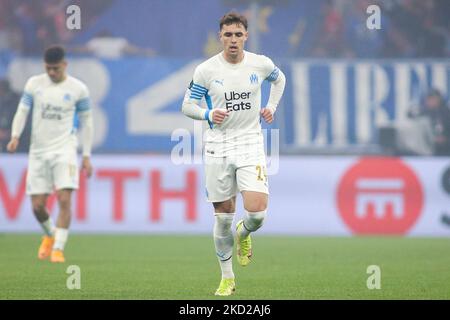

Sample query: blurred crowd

[0,0,113,55]
[0,0,448,58]
[0,78,30,152]
[310,0,449,58]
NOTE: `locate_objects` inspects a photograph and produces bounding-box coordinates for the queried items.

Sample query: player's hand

[210,109,229,124]
[82,156,93,178]
[260,108,274,124]
[6,137,19,153]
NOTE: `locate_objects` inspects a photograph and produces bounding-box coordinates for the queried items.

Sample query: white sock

[40,218,55,237]
[53,228,69,251]
[214,213,235,279]
[238,210,266,239]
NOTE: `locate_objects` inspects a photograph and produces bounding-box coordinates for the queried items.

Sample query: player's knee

[244,198,267,212]
[32,201,46,214]
[245,210,266,231]
[213,199,235,213]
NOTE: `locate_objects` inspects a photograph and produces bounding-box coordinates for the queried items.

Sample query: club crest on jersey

[249,73,258,84]
[63,93,71,102]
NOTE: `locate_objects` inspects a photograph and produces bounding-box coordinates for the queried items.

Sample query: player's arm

[7,83,33,153]
[181,68,228,124]
[261,59,286,124]
[76,92,94,178]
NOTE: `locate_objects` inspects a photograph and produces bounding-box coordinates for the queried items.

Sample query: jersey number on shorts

[256,165,267,182]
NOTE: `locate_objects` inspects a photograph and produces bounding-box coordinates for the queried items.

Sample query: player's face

[45,61,67,83]
[220,23,248,62]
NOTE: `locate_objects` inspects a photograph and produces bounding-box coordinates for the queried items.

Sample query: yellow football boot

[236,220,252,266]
[215,278,236,296]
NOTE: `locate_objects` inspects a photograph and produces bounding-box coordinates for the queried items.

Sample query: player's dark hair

[44,45,65,64]
[220,12,248,30]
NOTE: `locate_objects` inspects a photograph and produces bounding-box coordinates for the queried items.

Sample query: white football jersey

[184,51,281,156]
[20,74,91,154]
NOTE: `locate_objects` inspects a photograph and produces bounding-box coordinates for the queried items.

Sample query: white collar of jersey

[47,73,69,85]
[219,50,247,68]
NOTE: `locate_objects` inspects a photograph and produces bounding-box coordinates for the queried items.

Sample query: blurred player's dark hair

[44,45,65,64]
[219,11,248,30]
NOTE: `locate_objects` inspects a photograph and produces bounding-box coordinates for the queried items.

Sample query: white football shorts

[26,150,79,195]
[204,149,269,203]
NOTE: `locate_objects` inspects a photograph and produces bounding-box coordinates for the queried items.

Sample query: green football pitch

[0,234,449,299]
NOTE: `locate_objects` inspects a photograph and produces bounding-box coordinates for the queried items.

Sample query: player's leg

[240,191,267,235]
[32,194,56,260]
[235,162,269,266]
[31,194,54,235]
[205,156,237,296]
[51,188,73,262]
[212,198,237,296]
[27,154,55,259]
[51,154,78,263]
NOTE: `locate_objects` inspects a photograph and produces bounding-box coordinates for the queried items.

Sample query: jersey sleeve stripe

[190,88,207,95]
[189,93,204,100]
[189,88,208,100]
[76,98,91,112]
[20,92,33,108]
[191,83,207,91]
[266,67,280,82]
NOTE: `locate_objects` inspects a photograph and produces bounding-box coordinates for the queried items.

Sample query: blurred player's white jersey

[20,74,90,155]
[184,51,281,157]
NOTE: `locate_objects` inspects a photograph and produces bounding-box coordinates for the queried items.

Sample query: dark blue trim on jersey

[76,97,91,112]
[189,83,208,100]
[20,92,33,108]
[205,93,213,129]
[266,67,280,82]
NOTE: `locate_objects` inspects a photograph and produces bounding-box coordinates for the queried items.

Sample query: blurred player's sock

[214,213,235,279]
[237,210,266,239]
[53,228,69,251]
[40,218,55,237]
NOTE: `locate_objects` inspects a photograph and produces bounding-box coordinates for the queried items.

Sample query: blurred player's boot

[236,220,252,266]
[50,250,65,263]
[215,278,236,296]
[38,236,54,260]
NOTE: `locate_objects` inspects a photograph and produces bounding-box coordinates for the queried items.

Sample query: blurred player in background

[182,12,286,295]
[7,45,94,263]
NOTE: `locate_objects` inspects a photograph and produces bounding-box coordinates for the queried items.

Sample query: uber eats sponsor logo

[224,91,251,111]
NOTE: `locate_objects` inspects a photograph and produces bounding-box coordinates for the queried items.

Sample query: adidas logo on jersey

[224,91,252,112]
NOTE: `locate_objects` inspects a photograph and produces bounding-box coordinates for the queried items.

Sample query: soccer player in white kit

[7,46,94,263]
[182,12,286,295]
